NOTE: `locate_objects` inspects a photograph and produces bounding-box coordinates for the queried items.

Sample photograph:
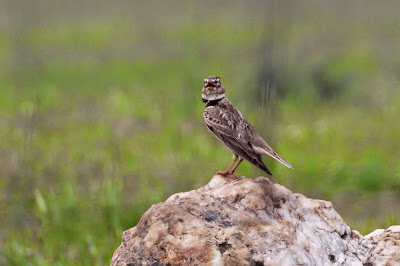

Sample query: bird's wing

[243,120,293,169]
[222,135,273,175]
[204,106,273,174]
[203,106,241,140]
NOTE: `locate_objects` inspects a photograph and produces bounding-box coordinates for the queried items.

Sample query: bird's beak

[206,81,215,88]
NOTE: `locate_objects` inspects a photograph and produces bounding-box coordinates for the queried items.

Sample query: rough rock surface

[111,175,400,265]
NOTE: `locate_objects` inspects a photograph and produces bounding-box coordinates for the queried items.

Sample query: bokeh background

[1,0,400,264]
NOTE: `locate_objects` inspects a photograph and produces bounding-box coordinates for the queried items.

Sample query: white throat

[202,93,225,101]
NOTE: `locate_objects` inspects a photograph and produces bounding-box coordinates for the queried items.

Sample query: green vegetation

[1,2,400,265]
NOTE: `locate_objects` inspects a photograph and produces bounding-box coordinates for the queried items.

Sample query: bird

[202,75,293,176]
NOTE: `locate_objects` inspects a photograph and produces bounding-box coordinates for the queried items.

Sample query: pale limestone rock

[111,175,400,266]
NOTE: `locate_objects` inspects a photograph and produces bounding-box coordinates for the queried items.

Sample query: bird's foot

[216,171,238,179]
[227,171,239,179]
[216,170,229,176]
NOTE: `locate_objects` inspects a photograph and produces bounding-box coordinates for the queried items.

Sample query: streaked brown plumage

[202,75,293,176]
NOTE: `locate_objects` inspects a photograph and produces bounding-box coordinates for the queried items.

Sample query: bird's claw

[216,170,228,175]
[216,171,237,179]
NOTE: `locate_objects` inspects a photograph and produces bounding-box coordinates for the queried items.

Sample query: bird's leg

[216,155,238,176]
[229,158,244,175]
[216,158,237,176]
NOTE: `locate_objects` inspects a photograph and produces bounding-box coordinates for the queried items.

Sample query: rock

[111,175,400,266]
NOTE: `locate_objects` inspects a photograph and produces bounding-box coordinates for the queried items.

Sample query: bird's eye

[204,80,208,83]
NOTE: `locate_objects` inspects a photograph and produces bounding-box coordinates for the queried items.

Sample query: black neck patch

[204,97,222,107]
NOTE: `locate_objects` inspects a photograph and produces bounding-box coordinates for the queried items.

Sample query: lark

[202,75,293,176]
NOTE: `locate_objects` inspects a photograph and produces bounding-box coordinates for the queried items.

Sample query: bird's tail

[252,144,293,169]
[256,157,273,175]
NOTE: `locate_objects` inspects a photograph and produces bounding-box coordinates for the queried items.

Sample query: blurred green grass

[1,2,400,265]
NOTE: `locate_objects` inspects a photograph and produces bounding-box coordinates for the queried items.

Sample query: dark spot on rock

[341,231,348,239]
[298,214,305,222]
[273,202,281,208]
[220,220,233,228]
[178,218,184,223]
[136,242,144,255]
[138,220,150,239]
[151,262,164,266]
[161,213,172,225]
[363,263,373,266]
[329,254,335,262]
[233,194,243,203]
[203,210,219,222]
[186,207,195,216]
[250,260,264,266]
[218,242,230,254]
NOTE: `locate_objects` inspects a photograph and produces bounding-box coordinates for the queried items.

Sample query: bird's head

[202,75,226,102]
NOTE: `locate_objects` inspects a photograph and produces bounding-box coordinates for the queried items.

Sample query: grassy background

[1,1,400,265]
